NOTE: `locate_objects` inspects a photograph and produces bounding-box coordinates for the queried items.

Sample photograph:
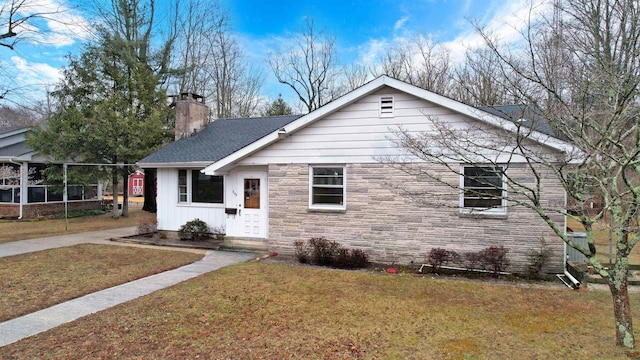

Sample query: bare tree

[172,0,214,97]
[269,18,339,113]
[0,104,41,127]
[409,35,452,94]
[373,35,452,95]
[208,17,262,118]
[451,44,521,106]
[0,0,79,102]
[342,63,371,93]
[0,0,75,49]
[172,0,262,118]
[375,47,404,80]
[386,0,640,349]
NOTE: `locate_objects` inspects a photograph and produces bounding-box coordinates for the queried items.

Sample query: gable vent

[380,96,394,117]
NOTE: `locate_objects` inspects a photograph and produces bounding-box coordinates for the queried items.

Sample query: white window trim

[177,169,224,207]
[379,95,394,118]
[459,164,507,215]
[309,165,346,211]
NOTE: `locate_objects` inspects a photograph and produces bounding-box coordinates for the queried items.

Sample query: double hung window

[461,166,505,212]
[309,166,345,210]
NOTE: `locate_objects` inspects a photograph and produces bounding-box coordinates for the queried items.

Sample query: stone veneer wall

[268,163,566,274]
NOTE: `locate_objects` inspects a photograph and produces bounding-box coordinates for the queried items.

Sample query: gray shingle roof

[0,127,32,158]
[477,104,556,137]
[0,126,30,136]
[139,114,302,165]
[0,141,32,157]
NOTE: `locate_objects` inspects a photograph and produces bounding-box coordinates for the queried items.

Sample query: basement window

[379,96,394,117]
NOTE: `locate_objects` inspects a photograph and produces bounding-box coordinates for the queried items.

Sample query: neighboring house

[139,76,569,273]
[0,126,102,218]
[128,170,145,197]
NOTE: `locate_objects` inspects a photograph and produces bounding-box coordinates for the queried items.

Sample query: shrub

[334,248,370,269]
[308,237,341,266]
[477,246,510,277]
[526,239,552,279]
[293,237,369,269]
[427,248,460,273]
[464,251,482,271]
[294,240,310,263]
[178,218,211,241]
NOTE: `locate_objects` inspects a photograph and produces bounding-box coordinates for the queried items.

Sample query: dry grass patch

[4,263,638,359]
[0,207,155,243]
[0,244,203,321]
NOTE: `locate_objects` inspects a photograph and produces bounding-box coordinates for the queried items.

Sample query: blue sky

[0,0,542,109]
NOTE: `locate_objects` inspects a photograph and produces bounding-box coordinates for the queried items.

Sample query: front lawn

[3,262,637,359]
[0,244,203,322]
[0,207,156,243]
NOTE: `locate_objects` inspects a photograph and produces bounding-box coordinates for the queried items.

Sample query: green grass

[0,244,203,322]
[3,262,638,359]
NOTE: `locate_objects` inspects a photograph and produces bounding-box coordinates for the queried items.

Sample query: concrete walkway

[0,227,140,258]
[0,229,255,347]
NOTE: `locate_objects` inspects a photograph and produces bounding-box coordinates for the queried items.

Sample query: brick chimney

[173,93,209,140]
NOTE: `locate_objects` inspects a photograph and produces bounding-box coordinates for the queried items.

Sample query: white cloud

[358,38,391,65]
[12,56,61,83]
[441,0,551,63]
[356,0,552,68]
[394,16,409,31]
[12,0,92,47]
[3,56,61,104]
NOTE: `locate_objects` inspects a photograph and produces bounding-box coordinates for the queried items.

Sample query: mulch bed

[112,232,224,250]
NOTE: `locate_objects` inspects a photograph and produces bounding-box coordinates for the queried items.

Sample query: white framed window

[460,165,506,213]
[379,96,394,117]
[178,169,224,204]
[309,165,346,210]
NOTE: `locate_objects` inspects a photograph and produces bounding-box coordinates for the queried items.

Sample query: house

[128,170,144,197]
[0,126,103,218]
[139,76,569,273]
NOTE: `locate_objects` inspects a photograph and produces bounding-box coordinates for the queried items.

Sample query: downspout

[561,190,581,289]
[8,159,23,219]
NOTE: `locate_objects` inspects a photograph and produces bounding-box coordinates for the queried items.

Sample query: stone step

[223,237,269,251]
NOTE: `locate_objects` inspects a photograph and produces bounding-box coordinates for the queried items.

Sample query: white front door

[229,171,267,238]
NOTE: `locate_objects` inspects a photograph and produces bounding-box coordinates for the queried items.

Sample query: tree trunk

[142,168,157,213]
[608,263,635,348]
[111,170,119,219]
[121,169,129,217]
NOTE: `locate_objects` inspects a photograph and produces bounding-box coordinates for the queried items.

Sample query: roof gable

[0,127,34,160]
[203,76,574,174]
